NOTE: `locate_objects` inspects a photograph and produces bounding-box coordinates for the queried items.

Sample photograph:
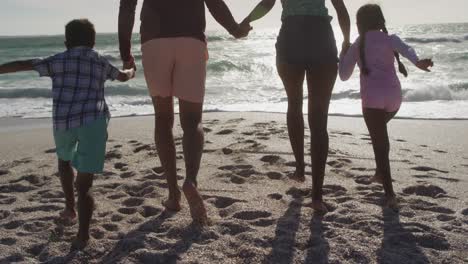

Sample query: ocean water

[1,23,468,120]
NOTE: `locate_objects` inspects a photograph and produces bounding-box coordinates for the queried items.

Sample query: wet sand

[0,113,467,263]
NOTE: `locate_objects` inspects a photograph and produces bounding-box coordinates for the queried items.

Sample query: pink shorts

[141,38,208,103]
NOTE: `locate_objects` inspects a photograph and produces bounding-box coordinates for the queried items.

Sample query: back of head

[65,19,96,49]
[356,4,408,77]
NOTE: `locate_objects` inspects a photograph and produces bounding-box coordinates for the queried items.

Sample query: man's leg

[152,96,181,211]
[179,99,207,224]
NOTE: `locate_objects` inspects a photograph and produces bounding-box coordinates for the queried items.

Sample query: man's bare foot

[306,200,328,214]
[71,236,89,251]
[182,181,208,225]
[162,193,182,212]
[59,208,77,222]
[371,172,383,184]
[385,196,399,211]
[289,167,305,182]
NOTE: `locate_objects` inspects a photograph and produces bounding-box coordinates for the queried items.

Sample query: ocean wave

[404,85,468,102]
[0,86,148,99]
[207,60,250,73]
[404,36,463,44]
[206,35,228,42]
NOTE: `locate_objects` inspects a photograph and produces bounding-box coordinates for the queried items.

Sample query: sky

[0,0,467,36]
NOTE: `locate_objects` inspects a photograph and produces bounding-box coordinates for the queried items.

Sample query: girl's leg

[363,108,397,207]
[179,99,208,224]
[277,61,306,182]
[152,96,181,211]
[371,110,398,184]
[305,64,337,213]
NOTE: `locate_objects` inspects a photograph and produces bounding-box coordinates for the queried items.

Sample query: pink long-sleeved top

[339,30,419,112]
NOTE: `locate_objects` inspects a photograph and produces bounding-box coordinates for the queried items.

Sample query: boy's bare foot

[59,208,77,222]
[306,200,328,214]
[289,167,305,182]
[182,181,208,225]
[371,172,383,184]
[162,191,182,212]
[71,236,89,251]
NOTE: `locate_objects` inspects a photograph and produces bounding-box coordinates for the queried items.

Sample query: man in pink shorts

[118,0,251,224]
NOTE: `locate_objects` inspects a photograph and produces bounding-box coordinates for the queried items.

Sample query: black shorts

[276,16,338,67]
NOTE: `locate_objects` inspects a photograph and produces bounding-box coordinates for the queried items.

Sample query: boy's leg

[73,172,94,249]
[152,96,181,211]
[54,129,78,220]
[179,99,207,224]
[363,108,397,207]
[58,159,76,220]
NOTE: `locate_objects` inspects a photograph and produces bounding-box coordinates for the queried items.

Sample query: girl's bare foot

[59,208,77,222]
[306,200,328,214]
[371,172,383,184]
[182,181,208,225]
[385,195,399,211]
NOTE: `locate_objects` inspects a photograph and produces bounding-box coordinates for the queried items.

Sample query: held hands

[233,20,253,39]
[123,54,137,79]
[340,41,351,58]
[416,59,434,72]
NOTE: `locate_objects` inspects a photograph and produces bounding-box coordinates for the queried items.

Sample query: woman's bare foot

[289,166,305,182]
[59,208,77,222]
[162,191,182,212]
[307,200,328,214]
[371,172,383,184]
[71,235,89,251]
[182,181,208,225]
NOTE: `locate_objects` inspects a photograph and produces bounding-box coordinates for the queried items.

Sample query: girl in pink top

[339,4,433,208]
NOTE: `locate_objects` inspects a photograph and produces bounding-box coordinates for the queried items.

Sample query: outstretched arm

[331,0,351,46]
[118,0,138,67]
[205,0,251,38]
[0,60,34,74]
[242,0,276,24]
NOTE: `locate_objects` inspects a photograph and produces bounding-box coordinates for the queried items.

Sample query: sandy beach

[0,112,467,263]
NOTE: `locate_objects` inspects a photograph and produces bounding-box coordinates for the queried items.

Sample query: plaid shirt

[33,47,120,130]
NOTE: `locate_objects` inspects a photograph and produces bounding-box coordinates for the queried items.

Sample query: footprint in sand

[266,171,284,180]
[402,184,447,198]
[268,193,283,200]
[44,148,56,154]
[322,185,348,197]
[111,214,124,222]
[354,176,373,185]
[122,197,145,207]
[120,171,137,179]
[219,221,253,236]
[0,194,16,205]
[139,206,162,218]
[216,129,235,135]
[3,220,24,230]
[260,155,284,165]
[23,222,51,233]
[0,183,36,193]
[286,186,310,198]
[118,207,137,215]
[411,166,448,174]
[0,237,16,246]
[10,174,49,187]
[106,149,123,160]
[205,195,245,209]
[461,208,468,216]
[232,210,272,221]
[16,205,62,213]
[91,227,105,239]
[133,144,153,153]
[114,162,128,170]
[408,198,455,214]
[0,169,9,176]
[0,210,11,221]
[434,149,448,154]
[102,223,119,232]
[222,148,234,155]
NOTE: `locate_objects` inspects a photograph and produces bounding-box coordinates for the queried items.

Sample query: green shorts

[53,117,108,174]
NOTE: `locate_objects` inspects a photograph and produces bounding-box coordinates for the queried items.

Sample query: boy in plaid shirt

[0,19,135,249]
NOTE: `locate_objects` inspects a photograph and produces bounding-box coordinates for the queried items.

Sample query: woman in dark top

[119,0,251,224]
[244,0,350,213]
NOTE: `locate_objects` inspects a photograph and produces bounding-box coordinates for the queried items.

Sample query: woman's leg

[363,108,397,207]
[152,96,181,211]
[305,64,337,212]
[277,61,306,182]
[179,99,208,224]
